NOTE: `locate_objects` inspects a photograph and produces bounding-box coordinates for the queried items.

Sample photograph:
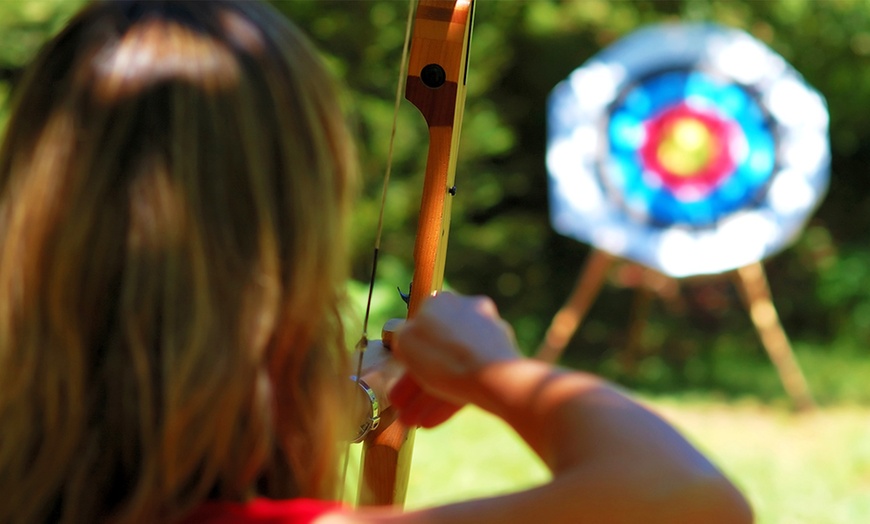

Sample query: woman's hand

[358,339,404,407]
[389,293,521,427]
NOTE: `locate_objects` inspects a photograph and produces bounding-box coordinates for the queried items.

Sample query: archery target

[547,23,829,277]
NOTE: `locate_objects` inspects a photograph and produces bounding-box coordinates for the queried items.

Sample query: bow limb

[358,0,474,507]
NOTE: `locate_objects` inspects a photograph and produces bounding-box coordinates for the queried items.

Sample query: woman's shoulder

[182,498,346,524]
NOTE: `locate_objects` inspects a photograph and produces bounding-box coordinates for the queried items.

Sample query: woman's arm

[334,293,753,524]
[403,360,750,524]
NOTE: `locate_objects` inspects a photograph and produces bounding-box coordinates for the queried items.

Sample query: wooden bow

[357,0,475,507]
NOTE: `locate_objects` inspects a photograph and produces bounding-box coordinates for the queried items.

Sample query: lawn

[347,397,869,524]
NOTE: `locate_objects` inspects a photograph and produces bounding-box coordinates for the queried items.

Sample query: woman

[0,1,752,523]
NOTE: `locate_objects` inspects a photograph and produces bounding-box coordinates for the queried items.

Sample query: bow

[357,0,475,507]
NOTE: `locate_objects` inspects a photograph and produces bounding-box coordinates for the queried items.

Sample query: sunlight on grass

[653,398,870,524]
[407,407,549,507]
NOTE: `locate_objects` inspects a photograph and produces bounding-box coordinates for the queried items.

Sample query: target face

[548,24,829,277]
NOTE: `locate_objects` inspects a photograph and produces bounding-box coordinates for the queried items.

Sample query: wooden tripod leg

[733,262,815,411]
[535,249,614,363]
[621,281,654,375]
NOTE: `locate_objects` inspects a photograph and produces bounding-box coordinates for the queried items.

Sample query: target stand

[535,250,816,411]
[542,23,829,412]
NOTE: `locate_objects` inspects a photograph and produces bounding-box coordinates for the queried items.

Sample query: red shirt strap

[182,498,345,524]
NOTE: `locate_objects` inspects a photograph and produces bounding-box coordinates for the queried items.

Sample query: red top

[182,498,345,524]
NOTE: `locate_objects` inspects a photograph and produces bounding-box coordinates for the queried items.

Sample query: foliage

[0,0,85,129]
[282,1,870,404]
[1,0,868,404]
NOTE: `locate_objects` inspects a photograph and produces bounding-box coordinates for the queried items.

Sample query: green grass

[346,398,870,524]
[406,408,549,506]
[652,398,870,524]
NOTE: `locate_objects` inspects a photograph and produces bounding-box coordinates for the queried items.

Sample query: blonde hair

[0,1,356,522]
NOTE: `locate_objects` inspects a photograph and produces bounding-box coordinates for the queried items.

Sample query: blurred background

[1,1,867,522]
[288,0,869,407]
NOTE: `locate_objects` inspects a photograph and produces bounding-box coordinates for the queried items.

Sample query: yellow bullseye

[656,117,714,177]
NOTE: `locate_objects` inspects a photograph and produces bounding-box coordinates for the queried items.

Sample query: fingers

[418,402,462,428]
[389,374,463,428]
[388,373,421,409]
[387,292,521,426]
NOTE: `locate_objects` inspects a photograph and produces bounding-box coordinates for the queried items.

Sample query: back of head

[0,1,356,522]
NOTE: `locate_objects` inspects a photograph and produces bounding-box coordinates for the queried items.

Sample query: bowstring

[341,0,416,502]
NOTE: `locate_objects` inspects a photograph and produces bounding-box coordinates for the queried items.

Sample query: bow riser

[358,0,473,506]
[405,0,472,316]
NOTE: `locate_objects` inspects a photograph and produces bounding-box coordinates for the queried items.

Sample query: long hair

[0,1,357,522]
